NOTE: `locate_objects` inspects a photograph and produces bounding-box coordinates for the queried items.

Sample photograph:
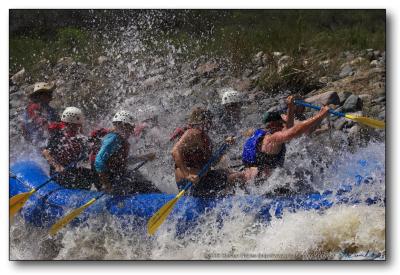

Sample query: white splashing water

[9,17,385,260]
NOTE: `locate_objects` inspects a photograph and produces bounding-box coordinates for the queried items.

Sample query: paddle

[147,143,229,236]
[10,159,83,218]
[294,100,385,129]
[49,160,149,236]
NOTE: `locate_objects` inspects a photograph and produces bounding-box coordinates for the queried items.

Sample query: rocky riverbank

[9,47,385,147]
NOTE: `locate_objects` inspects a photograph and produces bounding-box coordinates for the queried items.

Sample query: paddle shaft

[294,100,345,118]
[178,143,229,192]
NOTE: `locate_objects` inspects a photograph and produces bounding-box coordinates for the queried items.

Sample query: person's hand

[186,174,199,184]
[54,164,65,173]
[287,95,295,107]
[320,106,330,117]
[242,128,254,137]
[225,136,236,145]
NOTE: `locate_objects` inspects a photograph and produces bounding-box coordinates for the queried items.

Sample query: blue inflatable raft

[10,161,384,235]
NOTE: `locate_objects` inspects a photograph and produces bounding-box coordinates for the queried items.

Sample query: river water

[9,22,385,260]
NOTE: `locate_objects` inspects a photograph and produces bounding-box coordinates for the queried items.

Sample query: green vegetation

[10,27,102,75]
[10,10,385,79]
[164,10,385,71]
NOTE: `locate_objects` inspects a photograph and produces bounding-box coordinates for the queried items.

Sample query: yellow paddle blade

[147,190,186,236]
[345,114,385,129]
[49,198,96,236]
[9,189,36,217]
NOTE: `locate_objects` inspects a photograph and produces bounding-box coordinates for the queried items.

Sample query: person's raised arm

[285,96,296,129]
[267,106,329,145]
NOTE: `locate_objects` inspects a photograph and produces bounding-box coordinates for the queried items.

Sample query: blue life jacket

[242,128,286,168]
[242,129,267,165]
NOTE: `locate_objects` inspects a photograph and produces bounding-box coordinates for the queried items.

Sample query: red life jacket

[169,125,190,142]
[46,122,85,167]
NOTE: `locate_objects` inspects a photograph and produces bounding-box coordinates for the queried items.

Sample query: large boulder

[343,95,363,112]
[338,91,352,105]
[305,91,340,106]
[339,63,353,78]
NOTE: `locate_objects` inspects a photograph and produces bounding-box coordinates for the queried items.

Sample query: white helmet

[221,88,242,105]
[112,110,135,126]
[61,107,84,124]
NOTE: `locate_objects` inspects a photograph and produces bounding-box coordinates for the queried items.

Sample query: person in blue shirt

[95,110,161,195]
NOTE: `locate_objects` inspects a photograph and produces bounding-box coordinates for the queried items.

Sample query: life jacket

[88,128,110,166]
[104,132,130,175]
[22,102,58,143]
[242,128,286,169]
[169,125,189,142]
[46,122,85,167]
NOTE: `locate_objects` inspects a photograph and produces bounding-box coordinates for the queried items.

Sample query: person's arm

[264,106,330,146]
[127,152,156,164]
[42,149,64,172]
[285,96,296,129]
[171,129,200,183]
[95,133,122,191]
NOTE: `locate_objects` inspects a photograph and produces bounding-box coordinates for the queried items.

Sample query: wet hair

[262,111,284,124]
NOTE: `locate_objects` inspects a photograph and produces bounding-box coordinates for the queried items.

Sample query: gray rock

[252,51,264,66]
[97,56,109,65]
[370,60,380,67]
[306,90,340,105]
[272,52,283,59]
[373,96,386,103]
[348,125,362,140]
[187,75,199,86]
[57,57,75,66]
[148,66,167,76]
[350,57,367,66]
[262,54,270,66]
[358,94,372,103]
[243,69,253,78]
[373,50,381,59]
[142,75,163,88]
[338,91,353,105]
[339,64,353,78]
[343,95,363,112]
[334,117,347,130]
[378,110,386,120]
[377,89,386,97]
[10,68,26,86]
[318,76,333,84]
[196,62,219,76]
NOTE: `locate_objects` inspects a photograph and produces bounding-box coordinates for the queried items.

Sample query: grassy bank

[9,27,102,76]
[9,10,385,76]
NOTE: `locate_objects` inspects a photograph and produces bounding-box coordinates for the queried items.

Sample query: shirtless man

[171,107,235,198]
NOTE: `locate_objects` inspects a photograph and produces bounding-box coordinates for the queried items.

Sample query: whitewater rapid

[10,140,385,260]
[9,20,385,260]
